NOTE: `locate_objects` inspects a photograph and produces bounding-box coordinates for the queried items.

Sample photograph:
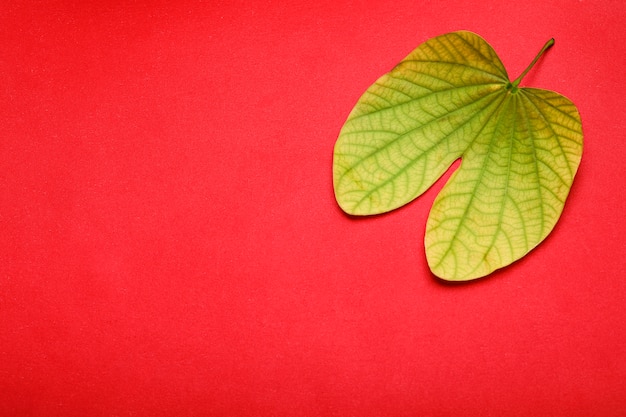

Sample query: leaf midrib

[430,91,512,275]
[339,89,506,212]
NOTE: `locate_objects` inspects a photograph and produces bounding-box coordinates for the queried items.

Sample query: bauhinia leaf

[333,31,583,281]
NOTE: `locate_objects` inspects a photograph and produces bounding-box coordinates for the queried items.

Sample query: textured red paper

[2,1,626,416]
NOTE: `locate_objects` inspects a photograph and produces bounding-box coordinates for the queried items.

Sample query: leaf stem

[510,38,555,90]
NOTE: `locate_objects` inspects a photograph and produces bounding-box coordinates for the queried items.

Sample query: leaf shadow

[430,270,504,288]
[332,198,413,223]
[426,255,512,288]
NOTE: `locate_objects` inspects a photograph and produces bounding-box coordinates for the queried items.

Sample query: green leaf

[333,31,583,281]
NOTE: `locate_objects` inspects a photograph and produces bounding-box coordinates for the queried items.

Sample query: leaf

[332,31,583,281]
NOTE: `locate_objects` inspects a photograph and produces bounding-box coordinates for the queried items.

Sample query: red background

[2,1,626,416]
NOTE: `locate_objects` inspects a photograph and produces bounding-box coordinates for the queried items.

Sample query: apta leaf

[333,31,583,281]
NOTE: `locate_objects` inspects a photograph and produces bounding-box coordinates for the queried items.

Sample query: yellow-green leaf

[332,31,583,281]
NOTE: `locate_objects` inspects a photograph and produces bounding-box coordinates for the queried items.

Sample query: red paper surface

[2,1,626,416]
